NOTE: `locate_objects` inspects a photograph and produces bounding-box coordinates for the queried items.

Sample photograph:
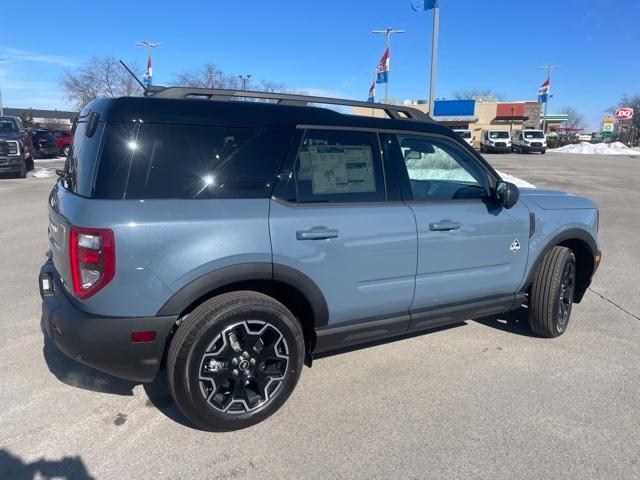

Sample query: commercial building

[354,99,568,147]
[2,107,77,127]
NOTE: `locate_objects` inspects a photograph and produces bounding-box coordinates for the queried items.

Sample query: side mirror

[495,181,519,209]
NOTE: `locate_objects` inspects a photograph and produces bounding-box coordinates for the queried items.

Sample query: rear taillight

[69,226,115,299]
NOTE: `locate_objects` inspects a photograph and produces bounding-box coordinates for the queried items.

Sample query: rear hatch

[48,117,105,289]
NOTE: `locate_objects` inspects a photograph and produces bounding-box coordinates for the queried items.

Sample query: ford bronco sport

[40,88,601,431]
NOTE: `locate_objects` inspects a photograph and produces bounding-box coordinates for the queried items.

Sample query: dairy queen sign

[614,107,634,121]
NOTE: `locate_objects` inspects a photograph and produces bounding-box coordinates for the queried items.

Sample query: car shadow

[0,448,94,480]
[42,333,200,430]
[472,306,541,337]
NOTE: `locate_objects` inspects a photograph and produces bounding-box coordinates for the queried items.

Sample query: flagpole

[538,64,562,133]
[428,3,439,117]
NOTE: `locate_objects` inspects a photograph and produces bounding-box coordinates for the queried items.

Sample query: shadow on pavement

[473,306,540,337]
[0,449,94,480]
[42,333,199,430]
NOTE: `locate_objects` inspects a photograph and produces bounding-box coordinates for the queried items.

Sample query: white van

[480,129,511,153]
[453,129,474,147]
[511,129,547,154]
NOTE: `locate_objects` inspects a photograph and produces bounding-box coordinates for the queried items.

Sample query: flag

[143,57,153,86]
[376,47,390,84]
[537,77,550,103]
[411,0,438,11]
[367,81,376,102]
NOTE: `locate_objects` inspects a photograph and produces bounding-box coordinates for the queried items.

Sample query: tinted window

[92,122,139,199]
[397,135,488,201]
[295,129,385,203]
[62,121,105,197]
[122,124,290,199]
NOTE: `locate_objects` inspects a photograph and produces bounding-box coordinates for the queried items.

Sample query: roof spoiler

[145,86,432,122]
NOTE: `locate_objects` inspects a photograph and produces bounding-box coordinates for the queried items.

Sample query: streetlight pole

[205,71,223,88]
[372,28,405,103]
[136,41,162,86]
[238,75,252,91]
[538,64,562,133]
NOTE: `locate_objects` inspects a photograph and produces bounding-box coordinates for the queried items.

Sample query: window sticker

[304,145,376,194]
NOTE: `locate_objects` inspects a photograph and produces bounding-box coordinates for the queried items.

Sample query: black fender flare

[520,228,598,301]
[156,262,329,327]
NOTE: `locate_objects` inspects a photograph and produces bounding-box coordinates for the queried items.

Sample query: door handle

[296,227,339,240]
[429,220,461,231]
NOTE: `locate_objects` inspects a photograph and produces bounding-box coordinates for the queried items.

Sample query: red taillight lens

[69,226,115,299]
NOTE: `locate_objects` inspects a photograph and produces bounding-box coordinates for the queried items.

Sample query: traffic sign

[614,107,634,121]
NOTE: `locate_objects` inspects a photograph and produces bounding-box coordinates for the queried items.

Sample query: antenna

[119,60,147,92]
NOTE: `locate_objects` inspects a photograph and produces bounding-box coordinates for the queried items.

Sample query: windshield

[0,118,19,133]
[489,131,509,139]
[455,131,471,139]
[524,131,545,139]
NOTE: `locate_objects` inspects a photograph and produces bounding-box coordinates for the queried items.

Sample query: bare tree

[172,64,293,93]
[452,88,503,102]
[60,56,144,109]
[558,107,586,131]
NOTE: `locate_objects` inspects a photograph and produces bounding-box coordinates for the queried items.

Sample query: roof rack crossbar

[145,86,432,122]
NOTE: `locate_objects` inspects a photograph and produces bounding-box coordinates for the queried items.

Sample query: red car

[49,129,73,156]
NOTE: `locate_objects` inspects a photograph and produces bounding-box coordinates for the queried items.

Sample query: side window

[396,135,489,202]
[119,124,290,200]
[294,129,385,203]
[62,121,105,197]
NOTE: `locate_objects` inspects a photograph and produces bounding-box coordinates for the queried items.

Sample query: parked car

[49,129,73,156]
[511,128,547,154]
[31,129,59,158]
[453,129,474,147]
[480,129,511,153]
[0,116,34,177]
[40,89,601,431]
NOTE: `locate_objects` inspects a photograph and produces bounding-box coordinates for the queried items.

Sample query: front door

[388,133,530,316]
[269,128,417,329]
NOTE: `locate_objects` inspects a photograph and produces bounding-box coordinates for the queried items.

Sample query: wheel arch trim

[156,262,329,327]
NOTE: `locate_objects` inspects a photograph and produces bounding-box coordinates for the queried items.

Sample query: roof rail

[145,86,432,122]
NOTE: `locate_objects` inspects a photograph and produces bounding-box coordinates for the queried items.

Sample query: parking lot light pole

[372,28,405,103]
[239,75,252,91]
[538,65,562,133]
[0,58,6,116]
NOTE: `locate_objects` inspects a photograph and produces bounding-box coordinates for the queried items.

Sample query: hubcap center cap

[238,359,250,371]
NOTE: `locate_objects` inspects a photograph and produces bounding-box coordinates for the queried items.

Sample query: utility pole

[538,64,562,133]
[136,41,162,86]
[372,28,405,103]
[238,75,252,91]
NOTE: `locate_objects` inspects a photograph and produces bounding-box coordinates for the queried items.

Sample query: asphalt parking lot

[1,152,639,479]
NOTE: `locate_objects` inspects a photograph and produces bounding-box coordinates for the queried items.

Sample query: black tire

[167,291,305,431]
[480,144,485,153]
[17,159,27,178]
[541,149,546,154]
[528,246,576,338]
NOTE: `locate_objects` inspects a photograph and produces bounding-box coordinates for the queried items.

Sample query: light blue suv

[39,88,601,431]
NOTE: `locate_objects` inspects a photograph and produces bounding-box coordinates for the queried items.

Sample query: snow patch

[496,170,536,189]
[550,141,640,155]
[34,157,66,163]
[32,168,53,178]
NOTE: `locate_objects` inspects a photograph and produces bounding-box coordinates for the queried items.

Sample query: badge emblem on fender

[510,239,521,253]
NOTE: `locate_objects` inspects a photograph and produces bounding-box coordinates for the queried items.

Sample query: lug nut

[242,351,249,358]
[232,358,238,365]
[244,380,250,385]
[232,369,239,376]
[250,358,256,365]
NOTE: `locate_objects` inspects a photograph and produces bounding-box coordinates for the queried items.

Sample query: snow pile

[34,157,66,163]
[550,141,640,155]
[32,168,53,178]
[496,170,536,189]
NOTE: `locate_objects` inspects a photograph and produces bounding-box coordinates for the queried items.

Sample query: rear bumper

[39,260,178,382]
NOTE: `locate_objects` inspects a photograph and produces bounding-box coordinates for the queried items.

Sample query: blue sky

[1,0,638,130]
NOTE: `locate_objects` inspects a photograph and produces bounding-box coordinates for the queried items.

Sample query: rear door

[386,133,530,319]
[269,128,417,330]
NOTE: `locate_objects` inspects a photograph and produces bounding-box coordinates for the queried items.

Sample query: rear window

[62,121,105,197]
[93,123,291,199]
